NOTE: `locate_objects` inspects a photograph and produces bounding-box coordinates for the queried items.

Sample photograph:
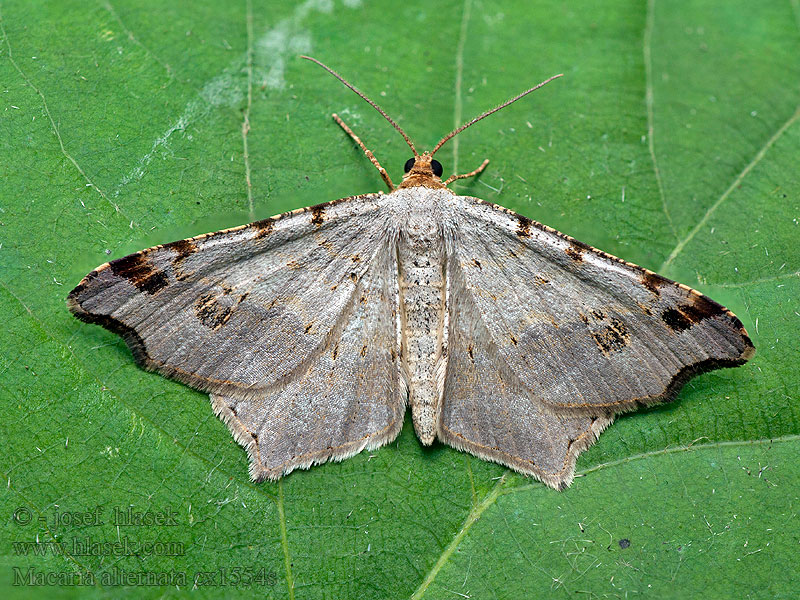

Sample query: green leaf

[1,0,797,598]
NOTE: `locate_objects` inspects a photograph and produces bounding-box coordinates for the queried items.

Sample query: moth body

[393,187,450,444]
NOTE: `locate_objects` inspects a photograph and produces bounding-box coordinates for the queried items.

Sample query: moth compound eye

[431,160,443,177]
[404,158,415,173]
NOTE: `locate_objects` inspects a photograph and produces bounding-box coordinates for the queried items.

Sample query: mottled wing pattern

[437,195,753,487]
[69,193,405,478]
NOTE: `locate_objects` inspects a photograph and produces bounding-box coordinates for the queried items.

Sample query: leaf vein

[103,1,174,82]
[644,0,676,240]
[410,473,509,600]
[277,480,295,600]
[508,434,800,496]
[242,0,255,220]
[451,0,472,176]
[661,105,800,271]
[0,6,121,215]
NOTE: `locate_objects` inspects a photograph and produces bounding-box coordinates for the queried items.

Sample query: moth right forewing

[445,195,753,413]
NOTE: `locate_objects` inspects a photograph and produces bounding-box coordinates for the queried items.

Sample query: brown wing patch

[661,294,726,332]
[642,272,670,297]
[310,204,326,226]
[163,239,197,260]
[109,254,169,294]
[194,286,248,330]
[579,310,630,354]
[564,241,586,262]
[163,239,198,280]
[662,308,692,331]
[591,317,630,354]
[516,214,532,238]
[687,292,726,321]
[251,218,275,238]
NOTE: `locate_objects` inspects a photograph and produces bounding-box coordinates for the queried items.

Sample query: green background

[1,0,798,598]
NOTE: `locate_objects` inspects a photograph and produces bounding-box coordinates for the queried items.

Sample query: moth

[68,57,754,490]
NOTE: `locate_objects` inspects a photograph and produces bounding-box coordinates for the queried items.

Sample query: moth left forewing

[70,192,408,481]
[68,193,388,398]
[444,195,754,414]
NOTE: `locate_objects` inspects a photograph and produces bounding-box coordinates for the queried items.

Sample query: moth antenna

[430,73,564,157]
[301,55,418,157]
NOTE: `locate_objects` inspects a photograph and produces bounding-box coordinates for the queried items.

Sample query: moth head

[400,153,445,188]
